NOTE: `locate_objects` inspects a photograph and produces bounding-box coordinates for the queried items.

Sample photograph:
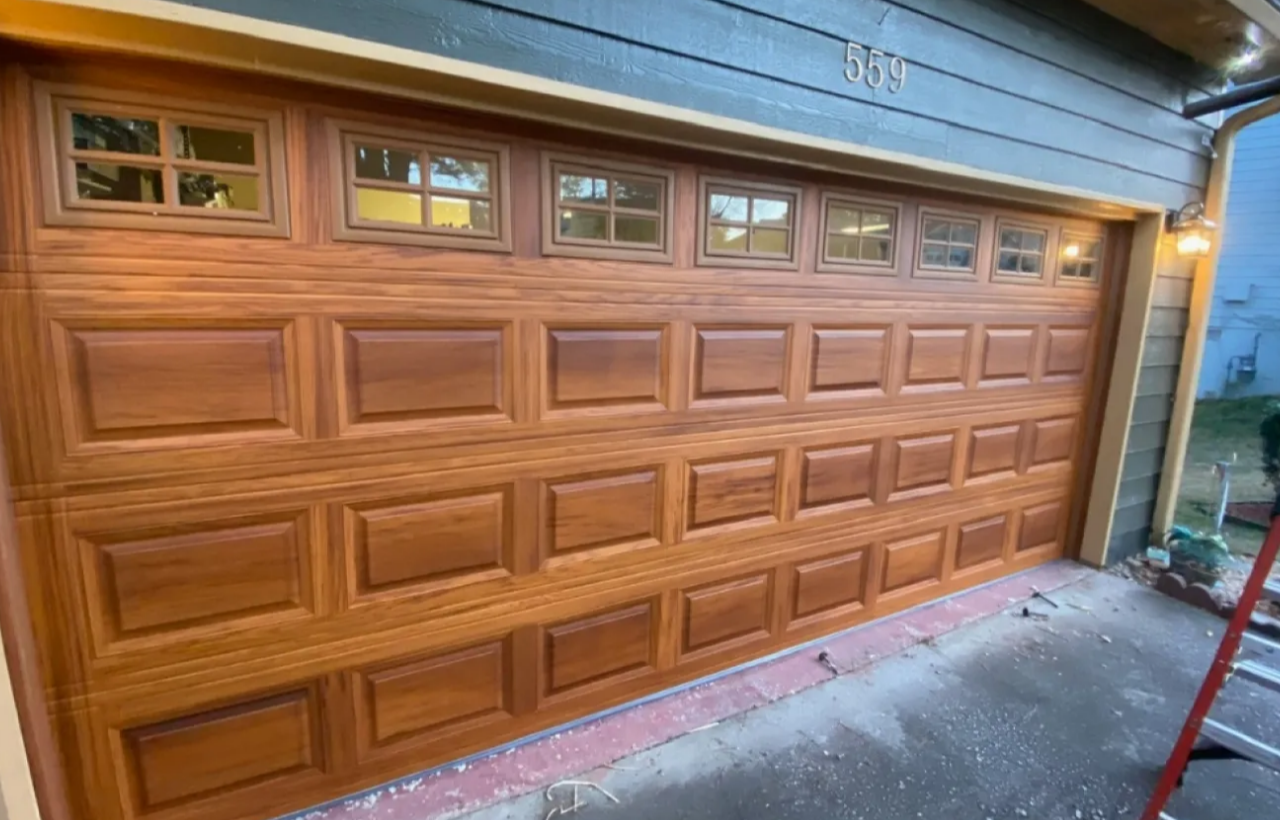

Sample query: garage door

[1,60,1117,820]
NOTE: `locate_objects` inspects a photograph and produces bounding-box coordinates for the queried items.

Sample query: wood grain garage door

[0,55,1121,820]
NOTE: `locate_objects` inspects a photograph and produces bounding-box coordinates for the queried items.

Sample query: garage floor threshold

[286,561,1112,820]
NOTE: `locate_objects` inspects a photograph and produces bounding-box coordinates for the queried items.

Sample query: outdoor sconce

[1169,202,1217,259]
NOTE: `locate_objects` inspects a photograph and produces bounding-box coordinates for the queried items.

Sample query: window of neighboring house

[543,154,674,262]
[36,84,289,236]
[331,120,510,251]
[994,222,1050,282]
[916,212,981,278]
[698,177,802,269]
[818,193,899,274]
[1058,233,1104,284]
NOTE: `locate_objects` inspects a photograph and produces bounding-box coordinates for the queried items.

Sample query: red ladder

[1139,495,1280,820]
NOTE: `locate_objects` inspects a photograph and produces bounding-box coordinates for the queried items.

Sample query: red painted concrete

[294,561,1093,820]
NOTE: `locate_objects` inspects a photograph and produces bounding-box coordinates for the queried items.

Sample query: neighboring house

[0,4,1278,820]
[1198,114,1280,399]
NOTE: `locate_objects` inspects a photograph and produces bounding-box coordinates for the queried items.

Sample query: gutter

[1150,92,1280,539]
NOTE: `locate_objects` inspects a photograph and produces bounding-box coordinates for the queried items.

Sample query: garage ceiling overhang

[1085,0,1280,81]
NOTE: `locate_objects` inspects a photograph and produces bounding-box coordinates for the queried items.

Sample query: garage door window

[543,154,674,262]
[917,212,981,278]
[35,84,288,236]
[993,222,1049,283]
[818,192,899,274]
[698,177,802,269]
[331,120,510,251]
[1058,233,1104,285]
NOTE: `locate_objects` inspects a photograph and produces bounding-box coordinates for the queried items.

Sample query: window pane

[827,233,860,259]
[862,209,894,235]
[1022,231,1046,253]
[950,222,977,245]
[861,237,891,263]
[431,195,492,232]
[709,224,748,251]
[1061,261,1080,278]
[827,205,861,235]
[1019,253,1042,274]
[614,215,659,245]
[923,218,950,241]
[430,156,490,192]
[356,187,422,224]
[751,198,791,226]
[999,229,1023,250]
[615,179,661,211]
[175,125,255,165]
[74,163,164,203]
[355,144,421,185]
[1071,261,1096,280]
[560,209,608,240]
[751,227,789,254]
[71,113,160,155]
[709,193,749,222]
[921,242,947,266]
[998,250,1020,272]
[178,172,259,211]
[560,174,608,205]
[948,245,974,269]
[1081,240,1102,260]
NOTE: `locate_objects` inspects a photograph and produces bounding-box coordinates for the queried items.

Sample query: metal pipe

[1184,75,1280,119]
[1152,94,1280,537]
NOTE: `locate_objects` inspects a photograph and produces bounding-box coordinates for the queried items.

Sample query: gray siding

[1108,261,1192,564]
[175,0,1215,207]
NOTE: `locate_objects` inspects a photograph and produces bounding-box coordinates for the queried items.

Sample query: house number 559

[844,42,907,92]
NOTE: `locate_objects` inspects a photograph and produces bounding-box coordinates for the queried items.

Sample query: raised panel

[1031,417,1077,467]
[800,444,876,511]
[882,530,945,593]
[545,602,654,695]
[693,326,789,402]
[348,488,511,595]
[543,469,661,556]
[967,424,1020,480]
[547,327,666,410]
[979,327,1035,386]
[123,688,322,811]
[340,325,507,427]
[956,515,1008,569]
[791,549,868,620]
[1020,501,1064,552]
[904,326,969,391]
[1044,326,1090,381]
[891,433,956,496]
[682,573,772,655]
[87,512,309,641]
[686,455,779,532]
[56,323,295,446]
[360,640,508,749]
[808,326,888,396]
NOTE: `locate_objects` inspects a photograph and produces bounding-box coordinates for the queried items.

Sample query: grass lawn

[1173,395,1277,556]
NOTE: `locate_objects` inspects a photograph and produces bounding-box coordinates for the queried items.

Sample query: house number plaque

[844,42,908,92]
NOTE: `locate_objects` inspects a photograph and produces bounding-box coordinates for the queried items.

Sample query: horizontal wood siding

[173,0,1214,206]
[1107,242,1194,563]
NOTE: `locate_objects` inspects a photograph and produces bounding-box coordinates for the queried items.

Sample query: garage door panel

[544,325,670,413]
[978,325,1037,387]
[798,442,877,514]
[344,487,514,600]
[966,423,1022,482]
[807,325,890,398]
[692,325,790,405]
[685,453,781,534]
[788,547,869,626]
[902,325,971,393]
[540,467,664,560]
[880,528,947,596]
[335,322,513,432]
[121,685,326,814]
[1043,325,1091,383]
[50,319,304,453]
[543,600,657,698]
[82,510,314,649]
[679,572,774,660]
[887,431,957,500]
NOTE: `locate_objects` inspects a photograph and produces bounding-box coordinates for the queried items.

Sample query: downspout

[1150,93,1280,538]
